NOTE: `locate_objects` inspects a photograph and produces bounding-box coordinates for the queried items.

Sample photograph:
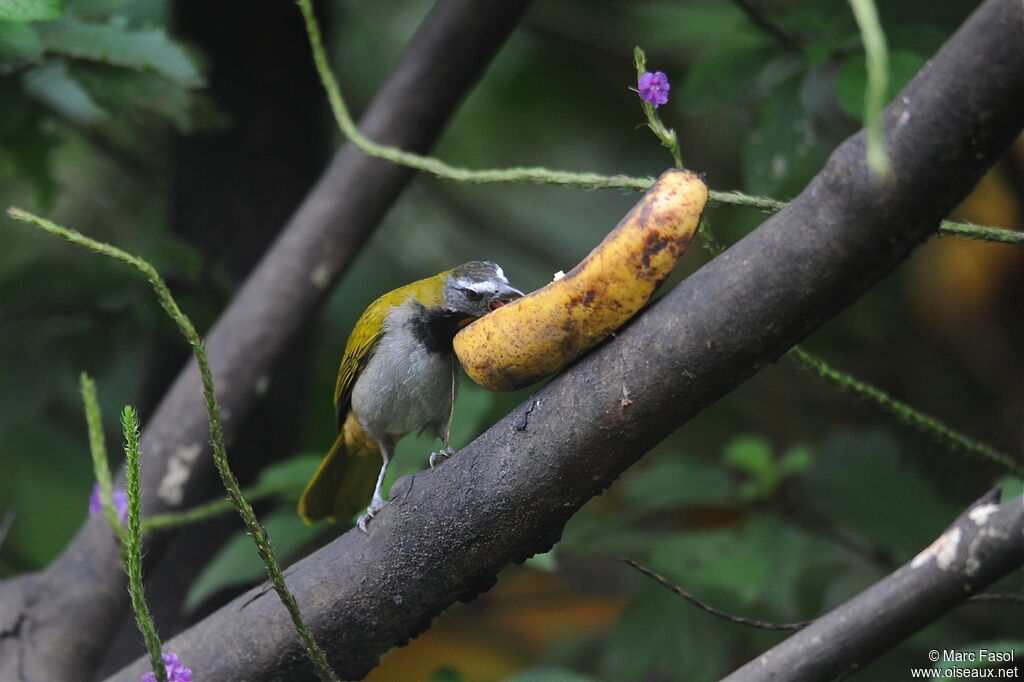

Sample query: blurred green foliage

[1,0,1021,680]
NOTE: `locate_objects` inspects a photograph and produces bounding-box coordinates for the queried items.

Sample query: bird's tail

[298,412,380,524]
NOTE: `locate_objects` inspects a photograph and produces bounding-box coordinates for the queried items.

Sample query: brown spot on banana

[454,169,708,392]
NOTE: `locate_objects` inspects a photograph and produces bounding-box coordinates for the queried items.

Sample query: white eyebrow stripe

[493,265,506,281]
[453,278,493,292]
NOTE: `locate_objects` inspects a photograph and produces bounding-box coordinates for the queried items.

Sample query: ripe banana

[454,168,708,391]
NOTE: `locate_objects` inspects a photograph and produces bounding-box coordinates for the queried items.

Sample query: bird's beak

[489,285,524,311]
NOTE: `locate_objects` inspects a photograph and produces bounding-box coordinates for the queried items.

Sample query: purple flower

[638,71,670,108]
[141,653,192,682]
[89,482,129,524]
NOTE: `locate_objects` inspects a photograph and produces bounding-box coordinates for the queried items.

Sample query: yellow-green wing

[333,299,385,429]
[333,282,427,428]
[333,274,450,429]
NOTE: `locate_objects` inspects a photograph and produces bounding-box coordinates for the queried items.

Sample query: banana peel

[454,168,708,391]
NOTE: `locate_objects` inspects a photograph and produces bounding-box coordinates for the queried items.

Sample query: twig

[788,346,1022,476]
[622,558,1022,635]
[620,558,812,631]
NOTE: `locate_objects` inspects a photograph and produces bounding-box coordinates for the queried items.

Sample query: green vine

[789,347,1021,476]
[295,0,1018,248]
[8,208,340,682]
[81,373,125,543]
[849,0,891,176]
[121,406,169,682]
[142,482,302,532]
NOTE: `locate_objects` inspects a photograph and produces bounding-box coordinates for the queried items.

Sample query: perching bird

[298,261,523,531]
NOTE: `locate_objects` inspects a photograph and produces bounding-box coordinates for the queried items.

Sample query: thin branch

[721,490,1024,681]
[620,558,812,631]
[622,560,1022,633]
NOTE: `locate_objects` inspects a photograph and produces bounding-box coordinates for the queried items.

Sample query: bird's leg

[429,431,455,469]
[430,354,458,470]
[357,440,394,533]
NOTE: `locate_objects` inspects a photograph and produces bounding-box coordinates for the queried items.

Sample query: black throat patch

[410,303,471,354]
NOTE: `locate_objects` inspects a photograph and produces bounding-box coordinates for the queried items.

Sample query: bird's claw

[356,512,373,534]
[357,497,387,534]
[429,447,455,470]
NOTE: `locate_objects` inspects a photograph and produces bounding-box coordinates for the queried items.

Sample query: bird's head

[443,261,523,318]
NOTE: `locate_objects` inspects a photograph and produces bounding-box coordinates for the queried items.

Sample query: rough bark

[0,1,533,680]
[106,0,1024,679]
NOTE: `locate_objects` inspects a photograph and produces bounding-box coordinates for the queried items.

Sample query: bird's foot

[429,447,455,470]
[356,497,387,534]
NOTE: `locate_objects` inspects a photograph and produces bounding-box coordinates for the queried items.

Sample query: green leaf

[679,44,773,116]
[36,15,203,88]
[67,61,198,132]
[0,20,43,60]
[0,78,59,202]
[725,435,786,500]
[652,524,773,604]
[805,429,959,557]
[257,454,322,493]
[742,76,832,198]
[834,48,927,121]
[524,550,558,572]
[600,581,699,681]
[0,0,62,23]
[621,454,734,512]
[996,476,1023,502]
[22,61,106,126]
[723,435,774,478]
[183,508,321,613]
[778,445,813,476]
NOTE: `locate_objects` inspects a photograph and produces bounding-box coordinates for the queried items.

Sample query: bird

[298,261,523,532]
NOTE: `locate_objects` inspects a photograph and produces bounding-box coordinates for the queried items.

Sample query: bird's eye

[464,288,483,301]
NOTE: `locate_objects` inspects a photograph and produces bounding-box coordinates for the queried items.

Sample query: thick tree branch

[0,1,532,680]
[107,0,1024,679]
[722,490,1024,681]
